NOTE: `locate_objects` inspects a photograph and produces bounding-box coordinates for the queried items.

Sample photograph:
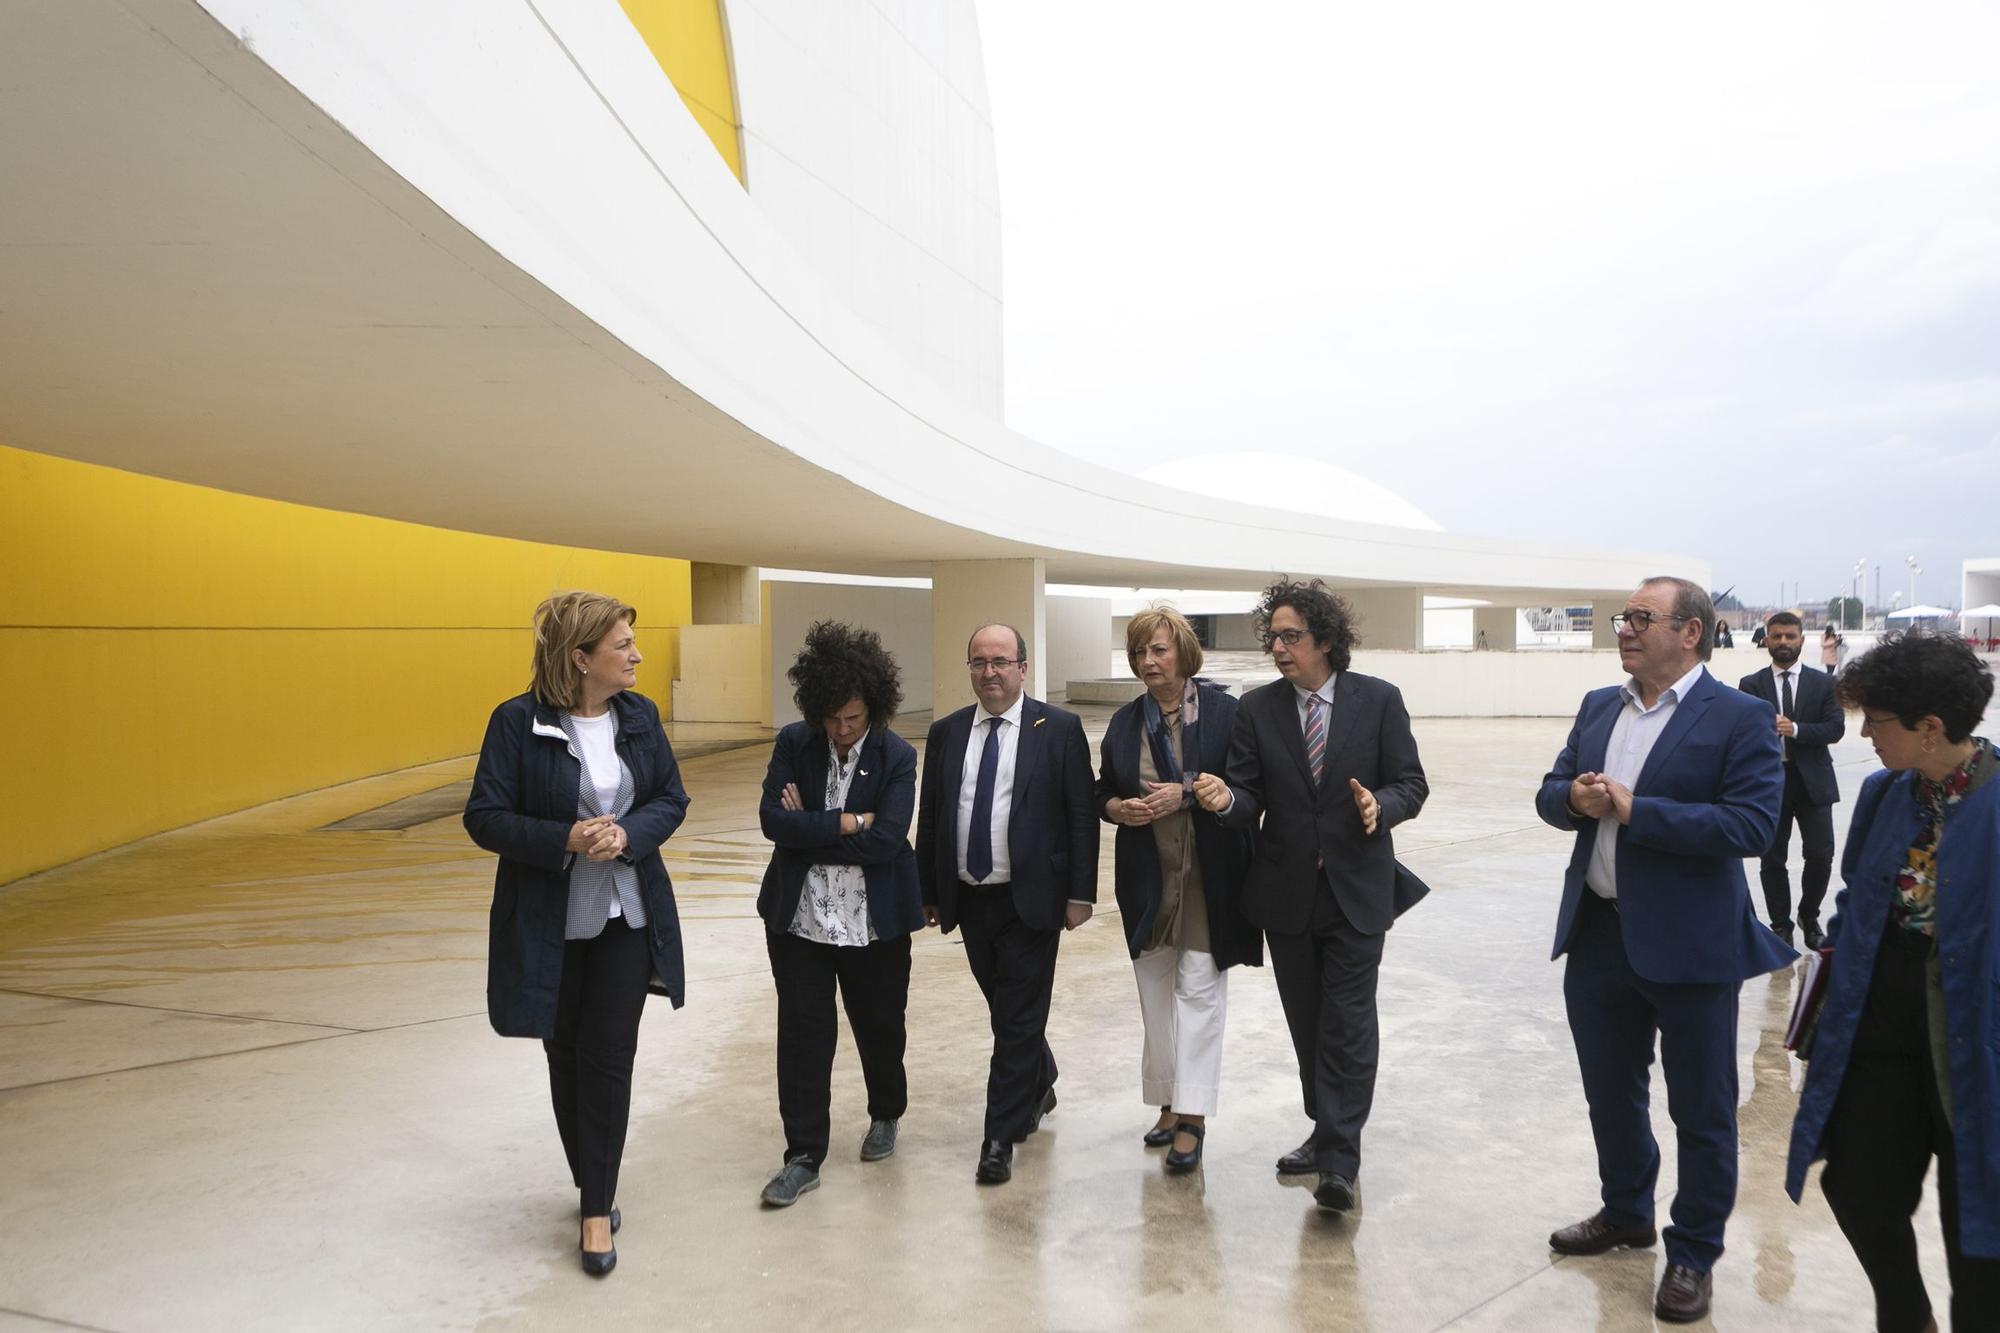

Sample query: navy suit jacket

[1736,663,1844,807]
[1536,666,1795,984]
[1218,671,1430,937]
[757,722,925,940]
[915,696,1099,935]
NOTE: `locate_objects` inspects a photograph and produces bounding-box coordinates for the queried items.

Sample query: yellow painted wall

[619,0,745,184]
[0,444,692,884]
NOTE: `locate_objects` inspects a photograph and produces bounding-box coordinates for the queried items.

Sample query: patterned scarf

[1894,736,1993,936]
[1140,677,1204,808]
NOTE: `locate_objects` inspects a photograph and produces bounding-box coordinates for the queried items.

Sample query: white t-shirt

[568,710,623,918]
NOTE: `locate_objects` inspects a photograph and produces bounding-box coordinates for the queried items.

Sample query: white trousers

[1134,946,1227,1117]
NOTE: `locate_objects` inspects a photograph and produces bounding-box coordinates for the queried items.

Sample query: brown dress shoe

[1654,1263,1712,1323]
[1548,1211,1658,1255]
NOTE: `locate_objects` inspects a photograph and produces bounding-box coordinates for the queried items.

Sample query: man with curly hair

[1197,578,1429,1214]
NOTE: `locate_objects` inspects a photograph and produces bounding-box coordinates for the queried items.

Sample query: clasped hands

[1569,772,1634,825]
[565,815,628,861]
[778,782,870,835]
[1124,775,1382,836]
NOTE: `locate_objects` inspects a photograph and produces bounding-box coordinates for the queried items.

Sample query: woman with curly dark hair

[1787,631,1999,1331]
[754,621,925,1208]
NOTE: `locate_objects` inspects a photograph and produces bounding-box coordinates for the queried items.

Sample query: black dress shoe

[579,1239,616,1277]
[1143,1107,1174,1148]
[976,1138,1013,1184]
[1774,925,1795,946]
[610,1207,620,1235]
[1548,1211,1657,1255]
[1313,1171,1355,1212]
[1654,1263,1712,1323]
[1164,1122,1205,1174]
[1027,1087,1058,1134]
[1803,925,1825,951]
[1276,1138,1317,1175]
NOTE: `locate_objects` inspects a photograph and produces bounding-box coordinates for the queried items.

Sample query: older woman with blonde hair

[464,591,690,1277]
[1096,605,1261,1172]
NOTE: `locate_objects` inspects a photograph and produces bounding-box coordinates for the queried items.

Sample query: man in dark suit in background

[1536,577,1790,1324]
[1737,610,1843,948]
[1198,578,1429,1214]
[916,622,1098,1185]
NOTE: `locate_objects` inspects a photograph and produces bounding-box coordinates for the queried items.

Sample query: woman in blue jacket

[464,591,689,1278]
[1786,631,1998,1331]
[755,621,925,1208]
[1096,604,1260,1173]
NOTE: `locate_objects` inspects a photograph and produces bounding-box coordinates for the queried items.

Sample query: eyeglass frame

[1257,628,1313,649]
[1609,610,1691,635]
[965,656,1025,673]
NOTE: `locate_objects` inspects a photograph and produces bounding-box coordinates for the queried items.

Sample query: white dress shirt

[955,696,1023,884]
[789,732,875,946]
[1220,673,1336,816]
[1586,661,1708,900]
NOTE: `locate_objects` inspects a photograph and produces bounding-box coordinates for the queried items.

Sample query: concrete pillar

[673,563,770,723]
[691,562,760,624]
[1473,605,1519,651]
[1344,588,1425,652]
[931,559,1045,720]
[1592,601,1622,651]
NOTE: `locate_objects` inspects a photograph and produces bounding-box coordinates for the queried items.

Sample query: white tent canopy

[1962,603,2000,618]
[1887,604,1957,619]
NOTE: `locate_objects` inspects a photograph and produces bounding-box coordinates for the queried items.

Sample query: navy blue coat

[1536,667,1794,984]
[757,722,925,940]
[1095,684,1262,968]
[464,691,689,1038]
[1787,766,2000,1257]
[915,697,1099,935]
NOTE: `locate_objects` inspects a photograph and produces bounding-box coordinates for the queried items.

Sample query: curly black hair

[1252,578,1360,672]
[1835,630,1994,743]
[789,620,903,726]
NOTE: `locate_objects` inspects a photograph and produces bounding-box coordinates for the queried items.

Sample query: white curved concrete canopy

[0,0,1702,602]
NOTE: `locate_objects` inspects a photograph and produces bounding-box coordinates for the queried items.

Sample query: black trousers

[543,919,651,1218]
[1760,764,1835,932]
[766,928,912,1168]
[956,884,1060,1143]
[1264,873,1385,1178]
[1820,925,2000,1333]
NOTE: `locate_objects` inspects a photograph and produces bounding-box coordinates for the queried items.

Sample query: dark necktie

[1780,670,1794,760]
[967,716,1001,881]
[1304,693,1327,786]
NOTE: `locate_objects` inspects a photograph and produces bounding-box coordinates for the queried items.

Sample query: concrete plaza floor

[0,700,1964,1331]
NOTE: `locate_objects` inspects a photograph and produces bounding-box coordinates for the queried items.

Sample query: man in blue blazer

[1736,610,1844,948]
[915,623,1099,1185]
[1535,577,1791,1325]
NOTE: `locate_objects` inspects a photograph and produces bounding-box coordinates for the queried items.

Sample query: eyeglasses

[1258,629,1310,648]
[966,657,1023,673]
[1609,610,1689,635]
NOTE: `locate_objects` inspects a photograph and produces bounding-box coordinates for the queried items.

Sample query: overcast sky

[973,1,2000,611]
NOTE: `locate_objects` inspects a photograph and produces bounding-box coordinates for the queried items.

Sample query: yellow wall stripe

[619,0,746,184]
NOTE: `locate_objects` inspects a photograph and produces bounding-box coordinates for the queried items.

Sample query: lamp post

[1851,559,1865,630]
[1907,555,1921,613]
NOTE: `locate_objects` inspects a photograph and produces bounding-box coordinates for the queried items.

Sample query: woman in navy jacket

[755,621,925,1208]
[1786,632,1998,1331]
[1096,605,1260,1172]
[464,591,689,1278]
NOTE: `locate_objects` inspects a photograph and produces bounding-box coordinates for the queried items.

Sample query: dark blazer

[1786,765,2000,1257]
[465,690,690,1038]
[1736,663,1844,806]
[1095,683,1263,968]
[1536,667,1793,985]
[757,722,924,940]
[915,696,1099,935]
[1217,672,1430,937]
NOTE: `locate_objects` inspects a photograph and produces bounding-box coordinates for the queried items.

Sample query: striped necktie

[1304,693,1327,786]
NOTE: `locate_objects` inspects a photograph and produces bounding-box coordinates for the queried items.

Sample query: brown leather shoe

[1653,1263,1712,1323]
[1548,1211,1657,1255]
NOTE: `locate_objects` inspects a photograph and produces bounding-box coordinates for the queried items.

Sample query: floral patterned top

[1894,735,1994,936]
[787,733,877,947]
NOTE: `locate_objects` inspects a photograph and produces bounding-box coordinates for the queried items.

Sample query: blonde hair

[1124,603,1204,680]
[530,591,637,709]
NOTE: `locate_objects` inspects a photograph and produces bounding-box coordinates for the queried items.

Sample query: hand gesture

[584,820,628,861]
[1139,780,1184,820]
[1601,777,1635,826]
[1348,778,1380,835]
[922,904,939,929]
[779,782,804,811]
[566,815,615,853]
[1109,796,1153,827]
[1775,715,1797,738]
[1191,773,1232,812]
[1064,901,1094,931]
[1569,773,1612,820]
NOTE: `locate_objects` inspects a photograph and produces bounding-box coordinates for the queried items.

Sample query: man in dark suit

[1535,577,1790,1324]
[1736,610,1843,948]
[1197,578,1428,1214]
[915,623,1098,1185]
